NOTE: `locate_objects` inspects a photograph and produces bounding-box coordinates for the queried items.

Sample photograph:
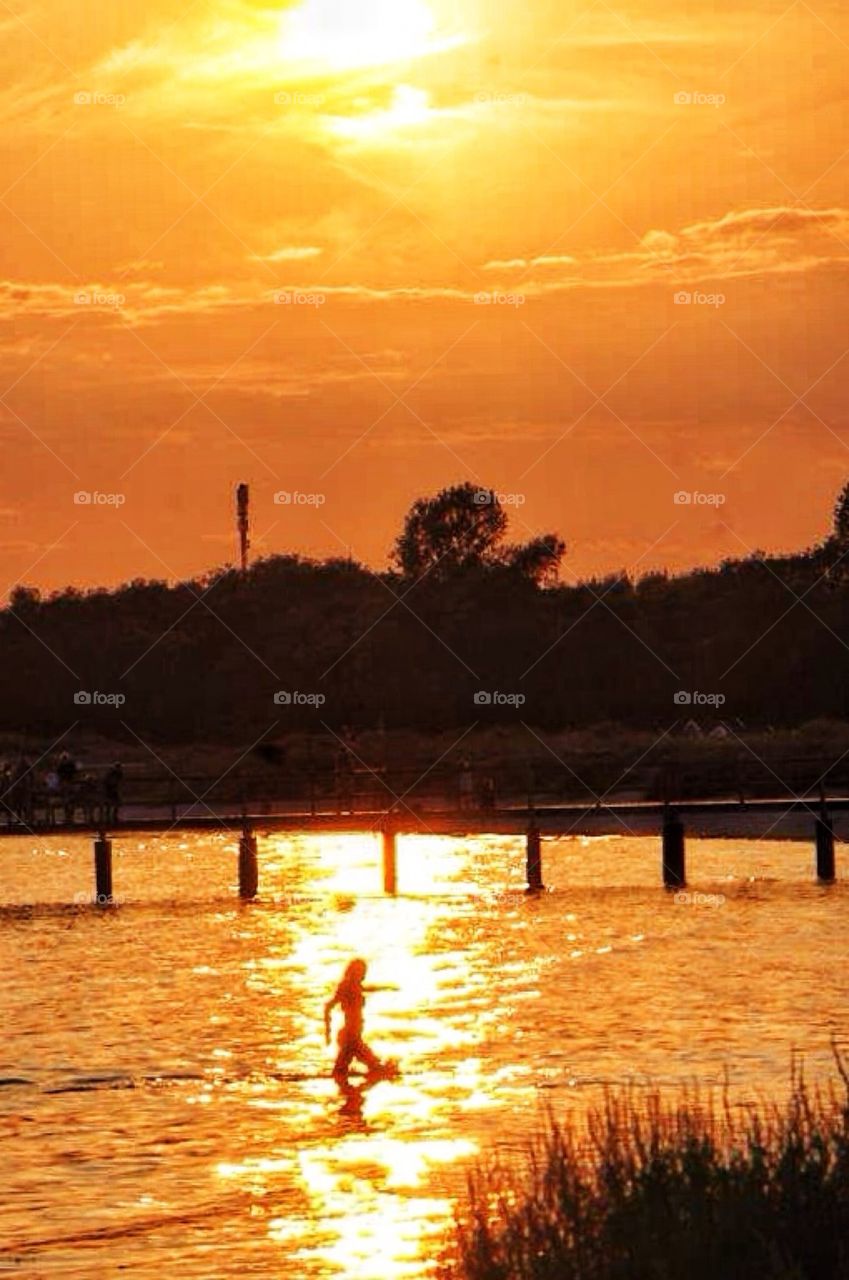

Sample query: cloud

[481,205,849,291]
[682,206,849,239]
[114,258,166,275]
[0,278,481,330]
[484,254,578,271]
[251,246,323,263]
[140,353,413,400]
[1,203,847,339]
[0,280,257,325]
[0,539,41,552]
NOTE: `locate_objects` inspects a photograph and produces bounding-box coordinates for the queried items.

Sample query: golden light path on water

[217,835,488,1278]
[1,829,848,1278]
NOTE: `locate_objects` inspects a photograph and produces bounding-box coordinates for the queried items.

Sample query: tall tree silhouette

[393,482,508,578]
[392,482,565,582]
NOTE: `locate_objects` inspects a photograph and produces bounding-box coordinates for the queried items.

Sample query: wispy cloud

[3,205,847,333]
[483,206,849,290]
[250,246,323,263]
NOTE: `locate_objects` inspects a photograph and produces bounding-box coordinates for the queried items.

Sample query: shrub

[451,1052,849,1280]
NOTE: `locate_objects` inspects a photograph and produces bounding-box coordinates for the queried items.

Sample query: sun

[278,0,455,71]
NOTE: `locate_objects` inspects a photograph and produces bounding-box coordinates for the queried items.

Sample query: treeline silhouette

[4,481,849,744]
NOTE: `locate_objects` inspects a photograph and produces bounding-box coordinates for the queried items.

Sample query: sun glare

[279,0,452,70]
[329,85,434,139]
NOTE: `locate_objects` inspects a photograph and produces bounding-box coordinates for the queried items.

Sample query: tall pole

[236,483,250,573]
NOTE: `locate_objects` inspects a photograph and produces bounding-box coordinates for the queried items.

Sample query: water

[0,831,846,1277]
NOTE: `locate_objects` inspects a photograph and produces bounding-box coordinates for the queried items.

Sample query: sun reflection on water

[216,831,499,1277]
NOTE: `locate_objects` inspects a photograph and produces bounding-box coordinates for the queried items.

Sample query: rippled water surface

[0,830,846,1277]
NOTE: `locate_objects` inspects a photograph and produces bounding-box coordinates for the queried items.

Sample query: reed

[451,1050,849,1280]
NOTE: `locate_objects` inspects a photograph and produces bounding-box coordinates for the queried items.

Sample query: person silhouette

[324,958,395,1086]
[102,762,124,824]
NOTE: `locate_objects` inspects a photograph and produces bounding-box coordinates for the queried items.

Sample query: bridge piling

[662,809,686,888]
[239,823,259,899]
[526,824,544,892]
[93,835,113,905]
[381,820,397,895]
[815,810,836,883]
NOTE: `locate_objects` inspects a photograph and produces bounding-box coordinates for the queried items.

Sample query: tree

[500,533,567,586]
[833,480,849,548]
[393,482,567,583]
[392,483,508,579]
[9,584,41,615]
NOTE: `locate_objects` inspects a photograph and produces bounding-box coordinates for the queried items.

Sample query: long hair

[343,958,367,983]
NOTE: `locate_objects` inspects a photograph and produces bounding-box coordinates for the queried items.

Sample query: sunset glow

[1,0,848,591]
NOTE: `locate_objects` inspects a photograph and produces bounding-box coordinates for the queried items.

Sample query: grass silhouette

[451,1049,849,1280]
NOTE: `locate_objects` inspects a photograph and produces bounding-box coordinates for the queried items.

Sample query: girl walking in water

[324,958,395,1085]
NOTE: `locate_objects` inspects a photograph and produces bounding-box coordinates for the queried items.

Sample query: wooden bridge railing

[3,752,848,832]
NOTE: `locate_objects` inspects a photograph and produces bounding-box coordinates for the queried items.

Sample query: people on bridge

[44,767,61,825]
[10,755,33,826]
[57,750,78,822]
[0,750,124,828]
[78,773,99,825]
[102,762,124,825]
[57,750,77,787]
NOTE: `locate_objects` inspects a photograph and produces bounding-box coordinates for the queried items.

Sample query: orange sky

[1,0,848,594]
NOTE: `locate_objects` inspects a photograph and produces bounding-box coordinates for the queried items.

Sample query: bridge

[2,783,843,904]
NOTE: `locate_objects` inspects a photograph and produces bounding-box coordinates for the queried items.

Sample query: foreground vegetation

[451,1059,849,1280]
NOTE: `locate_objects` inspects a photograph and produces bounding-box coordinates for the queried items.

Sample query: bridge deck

[2,795,848,840]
